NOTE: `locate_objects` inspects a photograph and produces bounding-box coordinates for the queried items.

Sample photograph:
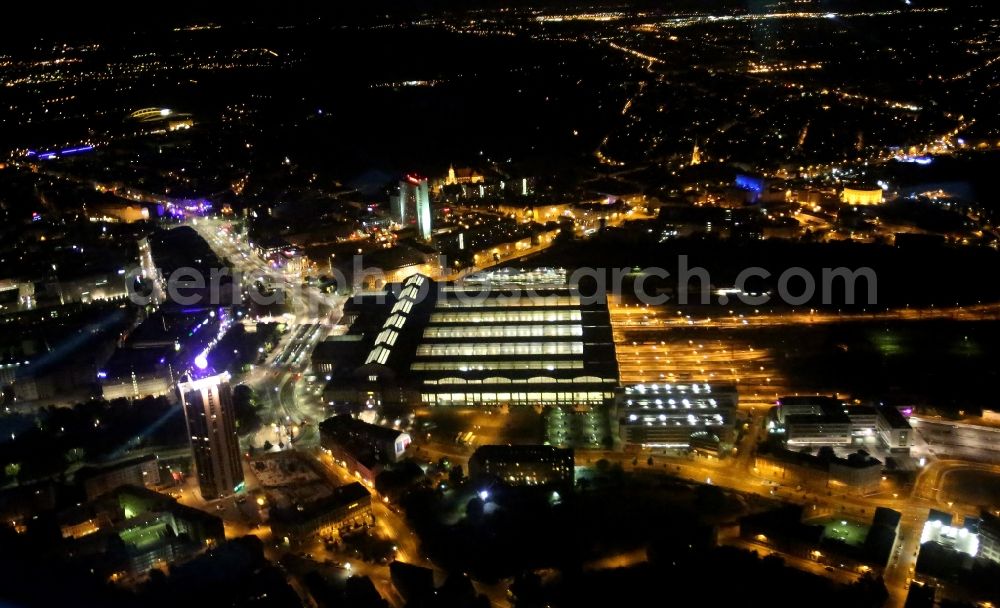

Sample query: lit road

[910,417,1000,465]
[310,450,421,608]
[724,537,862,585]
[192,218,344,446]
[609,300,1000,330]
[912,458,1000,505]
[192,217,347,325]
[315,450,512,608]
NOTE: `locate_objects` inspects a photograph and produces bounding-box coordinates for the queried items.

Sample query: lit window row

[450,267,567,287]
[423,324,583,339]
[435,294,580,308]
[626,413,725,425]
[365,346,390,365]
[420,391,612,406]
[414,342,584,357]
[622,398,719,409]
[429,310,582,324]
[425,375,612,385]
[624,382,717,395]
[374,328,400,347]
[399,284,422,301]
[391,299,414,315]
[411,360,585,372]
[364,275,426,365]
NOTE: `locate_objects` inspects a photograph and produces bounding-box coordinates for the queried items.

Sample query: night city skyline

[1,1,999,607]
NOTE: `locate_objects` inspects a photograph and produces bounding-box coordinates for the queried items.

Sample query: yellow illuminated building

[168,118,194,131]
[690,140,702,166]
[840,187,883,206]
[445,165,485,186]
[497,203,571,223]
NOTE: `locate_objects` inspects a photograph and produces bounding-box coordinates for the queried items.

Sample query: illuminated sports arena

[840,185,884,206]
[127,107,193,131]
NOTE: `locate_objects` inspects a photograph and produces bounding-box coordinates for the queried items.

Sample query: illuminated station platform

[325,269,619,409]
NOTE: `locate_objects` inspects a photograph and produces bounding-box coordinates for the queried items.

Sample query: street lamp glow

[478,490,489,501]
[194,354,208,370]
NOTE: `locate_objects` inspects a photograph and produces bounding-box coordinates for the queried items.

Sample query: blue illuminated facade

[735,174,765,194]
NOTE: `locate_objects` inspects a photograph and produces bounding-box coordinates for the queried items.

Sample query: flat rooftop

[876,404,911,429]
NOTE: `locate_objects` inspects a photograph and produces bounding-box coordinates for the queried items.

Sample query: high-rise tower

[178,372,244,500]
[393,176,432,240]
[414,177,431,241]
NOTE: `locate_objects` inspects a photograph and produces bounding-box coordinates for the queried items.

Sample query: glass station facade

[351,271,619,408]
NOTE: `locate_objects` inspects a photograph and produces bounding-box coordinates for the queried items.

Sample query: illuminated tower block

[178,372,244,500]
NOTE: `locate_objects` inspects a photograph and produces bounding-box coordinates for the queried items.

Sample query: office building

[770,397,912,451]
[975,511,1000,564]
[845,405,879,443]
[178,372,245,500]
[469,445,574,487]
[0,280,34,313]
[875,404,913,453]
[771,396,852,446]
[343,270,619,409]
[617,382,738,448]
[415,177,432,240]
[392,176,433,240]
[866,507,903,568]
